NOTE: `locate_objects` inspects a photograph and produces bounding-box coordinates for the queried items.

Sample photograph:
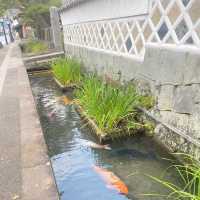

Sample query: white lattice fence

[63,0,200,58]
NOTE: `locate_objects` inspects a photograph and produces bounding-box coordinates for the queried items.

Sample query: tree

[0,0,61,17]
[21,0,61,37]
[0,0,61,37]
[0,0,19,16]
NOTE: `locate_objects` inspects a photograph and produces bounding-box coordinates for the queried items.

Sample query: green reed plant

[51,57,82,87]
[76,75,150,134]
[24,40,48,54]
[146,154,200,200]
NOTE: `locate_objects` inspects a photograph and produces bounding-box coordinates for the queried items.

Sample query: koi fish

[93,166,128,195]
[85,141,111,150]
[59,96,73,105]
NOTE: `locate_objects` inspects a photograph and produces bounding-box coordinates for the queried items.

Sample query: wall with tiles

[61,0,200,58]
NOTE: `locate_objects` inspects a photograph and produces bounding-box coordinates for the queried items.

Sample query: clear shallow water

[29,74,180,200]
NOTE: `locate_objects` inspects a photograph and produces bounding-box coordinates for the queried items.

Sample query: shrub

[51,57,82,87]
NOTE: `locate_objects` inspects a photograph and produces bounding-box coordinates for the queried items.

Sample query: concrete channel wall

[60,0,200,158]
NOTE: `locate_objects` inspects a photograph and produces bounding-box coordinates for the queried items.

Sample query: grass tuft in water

[145,153,200,200]
[22,40,48,54]
[76,75,154,136]
[51,57,82,87]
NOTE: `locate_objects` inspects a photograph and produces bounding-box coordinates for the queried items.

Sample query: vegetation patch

[21,40,48,54]
[75,75,155,140]
[146,154,200,200]
[51,57,82,89]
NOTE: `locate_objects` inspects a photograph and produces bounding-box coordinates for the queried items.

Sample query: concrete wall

[64,42,200,159]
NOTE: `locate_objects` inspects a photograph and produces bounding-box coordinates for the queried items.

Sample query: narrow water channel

[29,73,180,200]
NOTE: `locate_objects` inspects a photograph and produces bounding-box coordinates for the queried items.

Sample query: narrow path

[0,43,59,200]
[0,45,13,94]
[0,46,9,66]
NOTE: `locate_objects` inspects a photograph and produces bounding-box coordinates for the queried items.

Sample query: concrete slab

[0,96,21,200]
[22,164,58,200]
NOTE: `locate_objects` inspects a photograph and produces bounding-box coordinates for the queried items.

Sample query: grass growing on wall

[51,57,82,87]
[146,154,200,200]
[76,75,154,136]
[23,40,48,54]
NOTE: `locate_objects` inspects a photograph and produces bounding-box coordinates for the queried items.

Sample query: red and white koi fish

[93,166,128,195]
[85,141,111,150]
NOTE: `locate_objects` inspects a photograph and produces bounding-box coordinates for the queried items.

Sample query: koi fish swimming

[58,96,73,105]
[85,140,111,150]
[93,166,128,195]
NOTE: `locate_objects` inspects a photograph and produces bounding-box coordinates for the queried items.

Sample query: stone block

[113,55,140,82]
[141,45,187,85]
[184,50,200,84]
[187,114,200,139]
[140,45,162,84]
[159,110,190,132]
[159,110,200,139]
[173,86,195,114]
[155,121,200,160]
[157,85,174,111]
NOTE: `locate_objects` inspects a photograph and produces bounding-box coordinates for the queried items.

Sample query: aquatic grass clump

[51,57,82,87]
[76,75,152,136]
[146,154,200,200]
[24,40,48,54]
[138,95,155,110]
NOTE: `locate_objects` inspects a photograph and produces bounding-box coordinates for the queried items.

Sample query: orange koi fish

[86,141,111,150]
[93,166,128,195]
[59,96,72,105]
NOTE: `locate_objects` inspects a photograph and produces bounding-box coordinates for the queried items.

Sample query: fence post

[50,7,63,51]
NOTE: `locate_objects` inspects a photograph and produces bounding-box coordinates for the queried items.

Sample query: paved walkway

[0,43,59,200]
[0,46,9,66]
